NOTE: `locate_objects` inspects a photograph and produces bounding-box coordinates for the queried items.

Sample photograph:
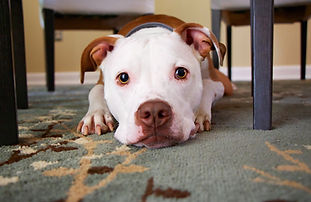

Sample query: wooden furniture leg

[11,0,28,109]
[43,8,55,91]
[226,25,232,80]
[301,20,307,80]
[251,0,274,130]
[0,0,19,145]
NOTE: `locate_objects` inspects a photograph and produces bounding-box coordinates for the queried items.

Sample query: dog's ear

[219,42,226,61]
[175,23,225,66]
[80,36,119,84]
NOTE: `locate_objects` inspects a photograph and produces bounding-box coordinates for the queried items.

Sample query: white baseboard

[219,65,311,81]
[27,65,311,85]
[27,71,100,85]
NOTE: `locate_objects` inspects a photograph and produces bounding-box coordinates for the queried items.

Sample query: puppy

[77,15,233,148]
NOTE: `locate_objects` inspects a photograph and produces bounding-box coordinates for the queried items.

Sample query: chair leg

[113,28,119,34]
[251,0,274,130]
[226,25,232,80]
[300,20,307,80]
[212,9,221,69]
[0,0,19,145]
[43,8,55,91]
[11,0,28,109]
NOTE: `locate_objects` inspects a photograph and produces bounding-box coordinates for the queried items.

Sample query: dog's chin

[133,135,179,149]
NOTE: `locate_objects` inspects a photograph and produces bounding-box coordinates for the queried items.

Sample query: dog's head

[81,23,224,148]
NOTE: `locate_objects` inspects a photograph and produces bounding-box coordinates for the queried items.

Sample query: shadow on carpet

[0,80,311,202]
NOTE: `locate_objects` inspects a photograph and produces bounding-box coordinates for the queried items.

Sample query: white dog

[77,15,233,148]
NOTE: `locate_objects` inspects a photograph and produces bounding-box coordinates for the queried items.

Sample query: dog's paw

[77,109,115,135]
[195,112,211,132]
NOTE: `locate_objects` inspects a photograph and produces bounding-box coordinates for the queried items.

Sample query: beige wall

[22,0,110,73]
[221,21,311,67]
[23,0,44,72]
[23,0,310,73]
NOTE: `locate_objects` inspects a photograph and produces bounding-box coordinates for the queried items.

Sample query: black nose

[137,100,172,128]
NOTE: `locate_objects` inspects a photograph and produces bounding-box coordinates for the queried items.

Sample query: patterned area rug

[0,80,311,202]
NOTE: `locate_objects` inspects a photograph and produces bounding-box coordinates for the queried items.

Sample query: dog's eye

[175,67,188,80]
[117,72,130,85]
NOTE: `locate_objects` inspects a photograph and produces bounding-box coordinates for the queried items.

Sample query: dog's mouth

[133,123,199,149]
[134,135,179,149]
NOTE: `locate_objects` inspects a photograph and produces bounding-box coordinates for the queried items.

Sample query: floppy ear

[175,23,225,66]
[80,36,119,83]
[219,42,226,61]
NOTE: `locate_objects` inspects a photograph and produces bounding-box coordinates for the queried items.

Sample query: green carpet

[0,80,311,202]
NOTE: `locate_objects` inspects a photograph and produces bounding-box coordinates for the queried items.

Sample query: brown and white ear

[80,36,120,83]
[175,23,224,66]
[219,42,226,61]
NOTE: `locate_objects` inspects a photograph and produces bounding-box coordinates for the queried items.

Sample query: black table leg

[212,9,221,69]
[43,8,55,91]
[300,20,307,80]
[11,0,28,109]
[251,0,274,130]
[226,25,232,80]
[0,0,19,145]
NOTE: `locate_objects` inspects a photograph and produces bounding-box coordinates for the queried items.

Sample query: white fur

[80,84,113,134]
[79,27,225,146]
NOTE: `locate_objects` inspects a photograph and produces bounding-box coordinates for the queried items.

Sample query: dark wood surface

[222,5,311,26]
[11,0,28,109]
[43,9,55,91]
[54,14,142,31]
[0,0,19,145]
[226,25,232,80]
[301,20,307,80]
[222,10,250,26]
[251,0,273,130]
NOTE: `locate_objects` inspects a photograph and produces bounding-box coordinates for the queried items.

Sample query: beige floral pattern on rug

[1,107,150,202]
[244,141,311,194]
[43,124,148,202]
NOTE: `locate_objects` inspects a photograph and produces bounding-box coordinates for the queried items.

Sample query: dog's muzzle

[134,99,182,148]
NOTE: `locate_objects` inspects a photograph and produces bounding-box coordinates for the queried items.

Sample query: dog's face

[81,23,223,148]
[103,28,203,148]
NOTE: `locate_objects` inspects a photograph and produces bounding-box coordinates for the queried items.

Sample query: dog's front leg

[77,84,114,135]
[195,79,224,132]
